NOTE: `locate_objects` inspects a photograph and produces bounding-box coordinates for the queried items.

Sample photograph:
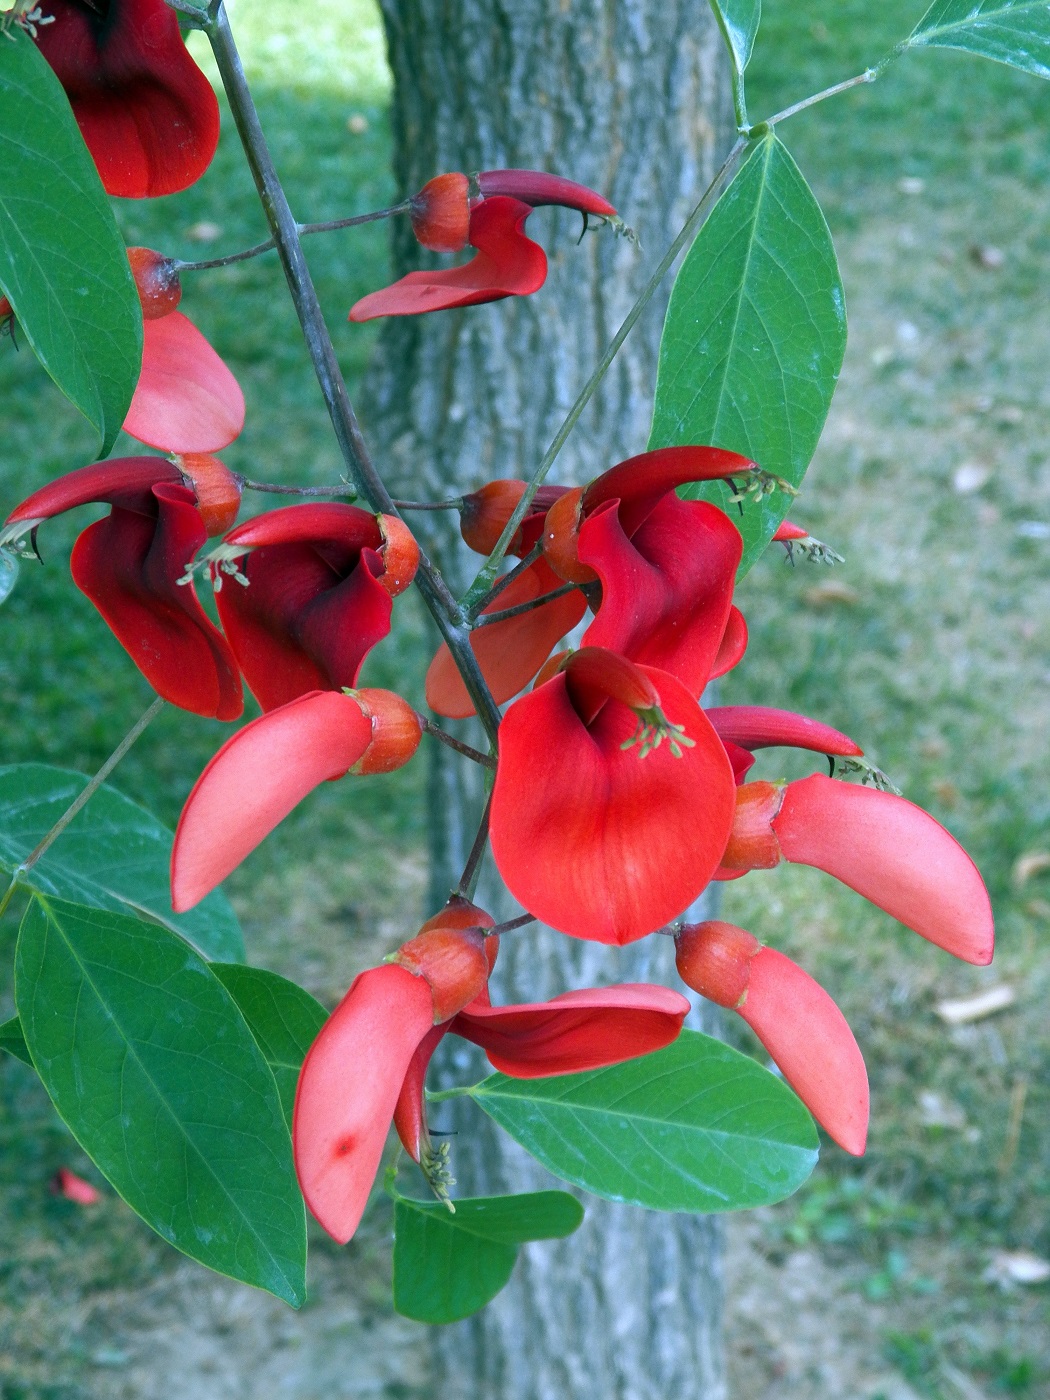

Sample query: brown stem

[173,202,414,273]
[456,792,493,900]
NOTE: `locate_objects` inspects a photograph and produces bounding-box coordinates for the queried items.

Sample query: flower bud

[410,172,473,252]
[392,925,491,1023]
[542,486,597,584]
[460,480,568,557]
[377,513,419,595]
[719,781,785,871]
[348,688,423,775]
[127,246,183,319]
[173,452,242,536]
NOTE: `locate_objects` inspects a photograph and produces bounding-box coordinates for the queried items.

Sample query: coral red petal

[425,557,585,718]
[350,196,547,321]
[452,983,689,1077]
[224,503,383,554]
[5,457,181,525]
[70,484,242,721]
[392,1023,449,1162]
[580,493,742,695]
[477,169,616,217]
[707,707,863,757]
[710,606,749,680]
[294,966,435,1244]
[36,0,220,199]
[124,313,245,454]
[582,446,759,537]
[738,947,869,1156]
[774,774,995,965]
[490,663,736,944]
[171,691,372,910]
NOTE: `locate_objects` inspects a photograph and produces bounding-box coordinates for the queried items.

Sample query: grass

[1,1,1049,1396]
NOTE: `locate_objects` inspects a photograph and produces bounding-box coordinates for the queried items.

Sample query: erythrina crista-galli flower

[34,0,220,198]
[408,168,618,251]
[3,457,242,719]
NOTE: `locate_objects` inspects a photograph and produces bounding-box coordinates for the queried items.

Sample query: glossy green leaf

[0,1014,32,1065]
[0,764,243,962]
[908,1,1050,79]
[15,896,307,1305]
[649,132,846,577]
[211,964,327,1125]
[709,0,761,74]
[0,28,141,453]
[470,1029,818,1212]
[393,1190,584,1324]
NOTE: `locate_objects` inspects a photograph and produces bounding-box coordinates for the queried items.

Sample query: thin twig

[456,792,493,900]
[460,135,748,614]
[764,69,878,128]
[391,497,464,512]
[488,912,536,936]
[419,717,497,770]
[240,477,358,498]
[473,581,578,628]
[173,202,413,274]
[466,541,543,622]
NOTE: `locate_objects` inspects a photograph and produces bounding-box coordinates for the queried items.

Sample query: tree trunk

[366,4,733,1396]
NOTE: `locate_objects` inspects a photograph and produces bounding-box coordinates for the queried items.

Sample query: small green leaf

[0,1014,32,1065]
[0,28,141,453]
[393,1191,584,1324]
[470,1029,818,1212]
[709,0,761,75]
[649,132,846,577]
[908,1,1050,79]
[211,964,327,1126]
[0,764,243,962]
[16,896,307,1305]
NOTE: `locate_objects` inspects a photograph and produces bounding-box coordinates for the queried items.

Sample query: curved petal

[710,606,748,679]
[224,502,383,555]
[738,947,869,1156]
[723,741,756,784]
[477,169,616,217]
[490,663,736,944]
[774,774,994,965]
[580,493,742,695]
[36,0,220,198]
[582,445,759,537]
[425,557,585,718]
[707,707,863,757]
[171,691,373,910]
[70,484,242,721]
[392,1023,449,1162]
[452,983,689,1077]
[6,457,181,525]
[350,196,547,321]
[294,965,435,1244]
[124,313,245,454]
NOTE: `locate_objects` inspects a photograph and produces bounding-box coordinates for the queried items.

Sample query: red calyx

[392,925,491,1023]
[35,0,220,199]
[173,453,242,538]
[460,480,568,558]
[376,515,419,596]
[410,172,473,252]
[675,920,760,1008]
[347,688,423,775]
[126,246,182,319]
[718,781,785,872]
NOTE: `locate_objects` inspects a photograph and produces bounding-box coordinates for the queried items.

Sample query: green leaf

[908,1,1050,79]
[211,964,327,1126]
[0,28,141,453]
[649,132,846,577]
[470,1029,818,1213]
[0,1014,32,1065]
[15,896,307,1305]
[709,0,761,74]
[393,1191,584,1324]
[0,764,243,962]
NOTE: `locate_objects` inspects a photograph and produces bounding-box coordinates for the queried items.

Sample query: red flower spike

[676,921,869,1156]
[126,247,182,319]
[35,0,220,199]
[124,313,245,454]
[376,515,419,596]
[392,926,491,1023]
[215,504,395,713]
[171,690,384,911]
[773,774,995,965]
[347,689,422,775]
[51,1167,102,1205]
[295,964,436,1244]
[460,480,568,558]
[410,172,472,252]
[173,453,242,538]
[477,169,617,219]
[425,555,585,718]
[706,707,863,759]
[711,606,749,679]
[490,651,736,944]
[350,196,547,322]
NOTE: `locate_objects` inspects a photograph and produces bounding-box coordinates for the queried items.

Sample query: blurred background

[0,1,1047,1395]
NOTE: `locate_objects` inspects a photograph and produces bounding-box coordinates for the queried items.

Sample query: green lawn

[1,2,1048,1396]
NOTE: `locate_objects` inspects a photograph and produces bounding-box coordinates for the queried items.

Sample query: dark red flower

[409,168,618,252]
[3,457,242,719]
[214,504,419,713]
[171,688,423,910]
[489,648,736,944]
[35,0,220,198]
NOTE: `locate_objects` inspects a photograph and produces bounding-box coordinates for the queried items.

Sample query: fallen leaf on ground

[935,986,1015,1025]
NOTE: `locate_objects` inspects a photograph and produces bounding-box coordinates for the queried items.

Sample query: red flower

[717,774,994,964]
[489,647,736,944]
[123,311,245,455]
[707,705,864,785]
[35,0,220,198]
[676,921,869,1155]
[409,168,617,252]
[213,504,419,713]
[350,196,547,321]
[294,909,689,1243]
[3,457,242,719]
[170,688,422,910]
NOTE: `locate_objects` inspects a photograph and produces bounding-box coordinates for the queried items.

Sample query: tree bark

[367,4,733,1396]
